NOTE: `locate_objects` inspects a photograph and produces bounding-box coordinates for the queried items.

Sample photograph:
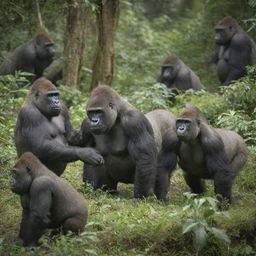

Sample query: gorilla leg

[184,173,205,194]
[83,165,117,192]
[230,150,247,176]
[155,151,177,200]
[213,172,232,202]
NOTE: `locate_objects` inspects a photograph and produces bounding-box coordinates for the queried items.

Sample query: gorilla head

[10,152,35,195]
[176,106,206,142]
[159,55,180,83]
[86,86,120,135]
[215,17,239,45]
[35,32,56,60]
[30,78,61,117]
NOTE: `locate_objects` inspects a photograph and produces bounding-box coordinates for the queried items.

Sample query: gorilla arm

[61,105,83,146]
[121,110,158,199]
[16,106,102,166]
[21,177,52,246]
[199,121,233,200]
[224,34,252,85]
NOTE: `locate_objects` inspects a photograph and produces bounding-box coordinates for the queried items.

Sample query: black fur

[10,152,87,247]
[158,106,247,202]
[15,78,103,176]
[209,17,256,86]
[81,86,175,200]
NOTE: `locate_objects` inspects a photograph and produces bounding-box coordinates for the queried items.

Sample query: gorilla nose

[91,118,100,126]
[177,126,186,134]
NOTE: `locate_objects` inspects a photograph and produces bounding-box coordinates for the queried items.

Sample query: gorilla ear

[197,119,201,125]
[109,102,114,109]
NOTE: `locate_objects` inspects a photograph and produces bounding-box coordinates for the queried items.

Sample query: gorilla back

[81,85,176,200]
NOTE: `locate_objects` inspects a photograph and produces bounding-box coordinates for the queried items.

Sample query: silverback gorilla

[210,17,256,86]
[10,152,88,247]
[157,55,204,92]
[0,32,56,84]
[15,78,104,176]
[157,106,247,202]
[80,85,176,200]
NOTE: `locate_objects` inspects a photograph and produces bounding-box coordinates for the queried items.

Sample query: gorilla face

[36,42,56,60]
[215,25,235,45]
[176,118,200,142]
[87,102,118,135]
[35,90,61,117]
[10,166,32,195]
[161,64,177,82]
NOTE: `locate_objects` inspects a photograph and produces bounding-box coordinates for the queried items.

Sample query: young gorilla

[0,32,56,85]
[10,152,88,247]
[158,106,247,202]
[80,85,176,200]
[157,55,204,92]
[15,78,104,176]
[209,17,256,86]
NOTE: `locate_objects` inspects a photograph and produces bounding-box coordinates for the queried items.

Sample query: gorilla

[15,78,104,176]
[209,17,256,86]
[0,32,56,84]
[157,106,247,202]
[10,152,88,247]
[80,85,176,200]
[157,55,204,92]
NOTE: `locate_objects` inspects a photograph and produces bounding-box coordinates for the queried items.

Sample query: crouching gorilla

[15,78,104,176]
[0,32,56,84]
[158,106,247,202]
[10,152,88,247]
[157,55,204,92]
[80,85,176,200]
[209,17,256,86]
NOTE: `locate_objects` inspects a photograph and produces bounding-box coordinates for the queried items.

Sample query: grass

[1,158,256,256]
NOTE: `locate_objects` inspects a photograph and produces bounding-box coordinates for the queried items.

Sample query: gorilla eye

[109,102,114,109]
[26,166,31,173]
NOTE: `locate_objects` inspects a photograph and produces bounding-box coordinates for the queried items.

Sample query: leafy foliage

[182,193,230,254]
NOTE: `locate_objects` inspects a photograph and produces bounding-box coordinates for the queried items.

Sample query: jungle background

[0,0,256,255]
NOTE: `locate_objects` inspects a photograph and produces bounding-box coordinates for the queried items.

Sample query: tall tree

[63,0,87,88]
[90,0,119,90]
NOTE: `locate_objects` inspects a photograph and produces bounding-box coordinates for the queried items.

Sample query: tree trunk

[90,0,119,90]
[63,0,87,88]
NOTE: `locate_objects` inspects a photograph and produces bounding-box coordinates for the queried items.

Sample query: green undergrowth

[0,72,256,256]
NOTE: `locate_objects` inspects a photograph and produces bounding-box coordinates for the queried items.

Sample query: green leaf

[193,226,207,251]
[182,219,197,234]
[84,249,98,255]
[203,208,215,218]
[211,228,230,244]
[198,198,207,209]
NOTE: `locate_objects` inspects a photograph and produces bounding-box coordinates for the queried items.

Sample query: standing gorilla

[80,85,176,200]
[15,78,104,176]
[157,106,247,202]
[157,55,204,92]
[10,152,88,247]
[0,32,56,84]
[209,17,256,86]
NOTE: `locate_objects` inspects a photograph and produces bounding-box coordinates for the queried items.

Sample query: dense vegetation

[0,1,256,255]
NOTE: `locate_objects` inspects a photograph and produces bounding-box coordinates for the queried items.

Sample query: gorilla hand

[77,148,104,165]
